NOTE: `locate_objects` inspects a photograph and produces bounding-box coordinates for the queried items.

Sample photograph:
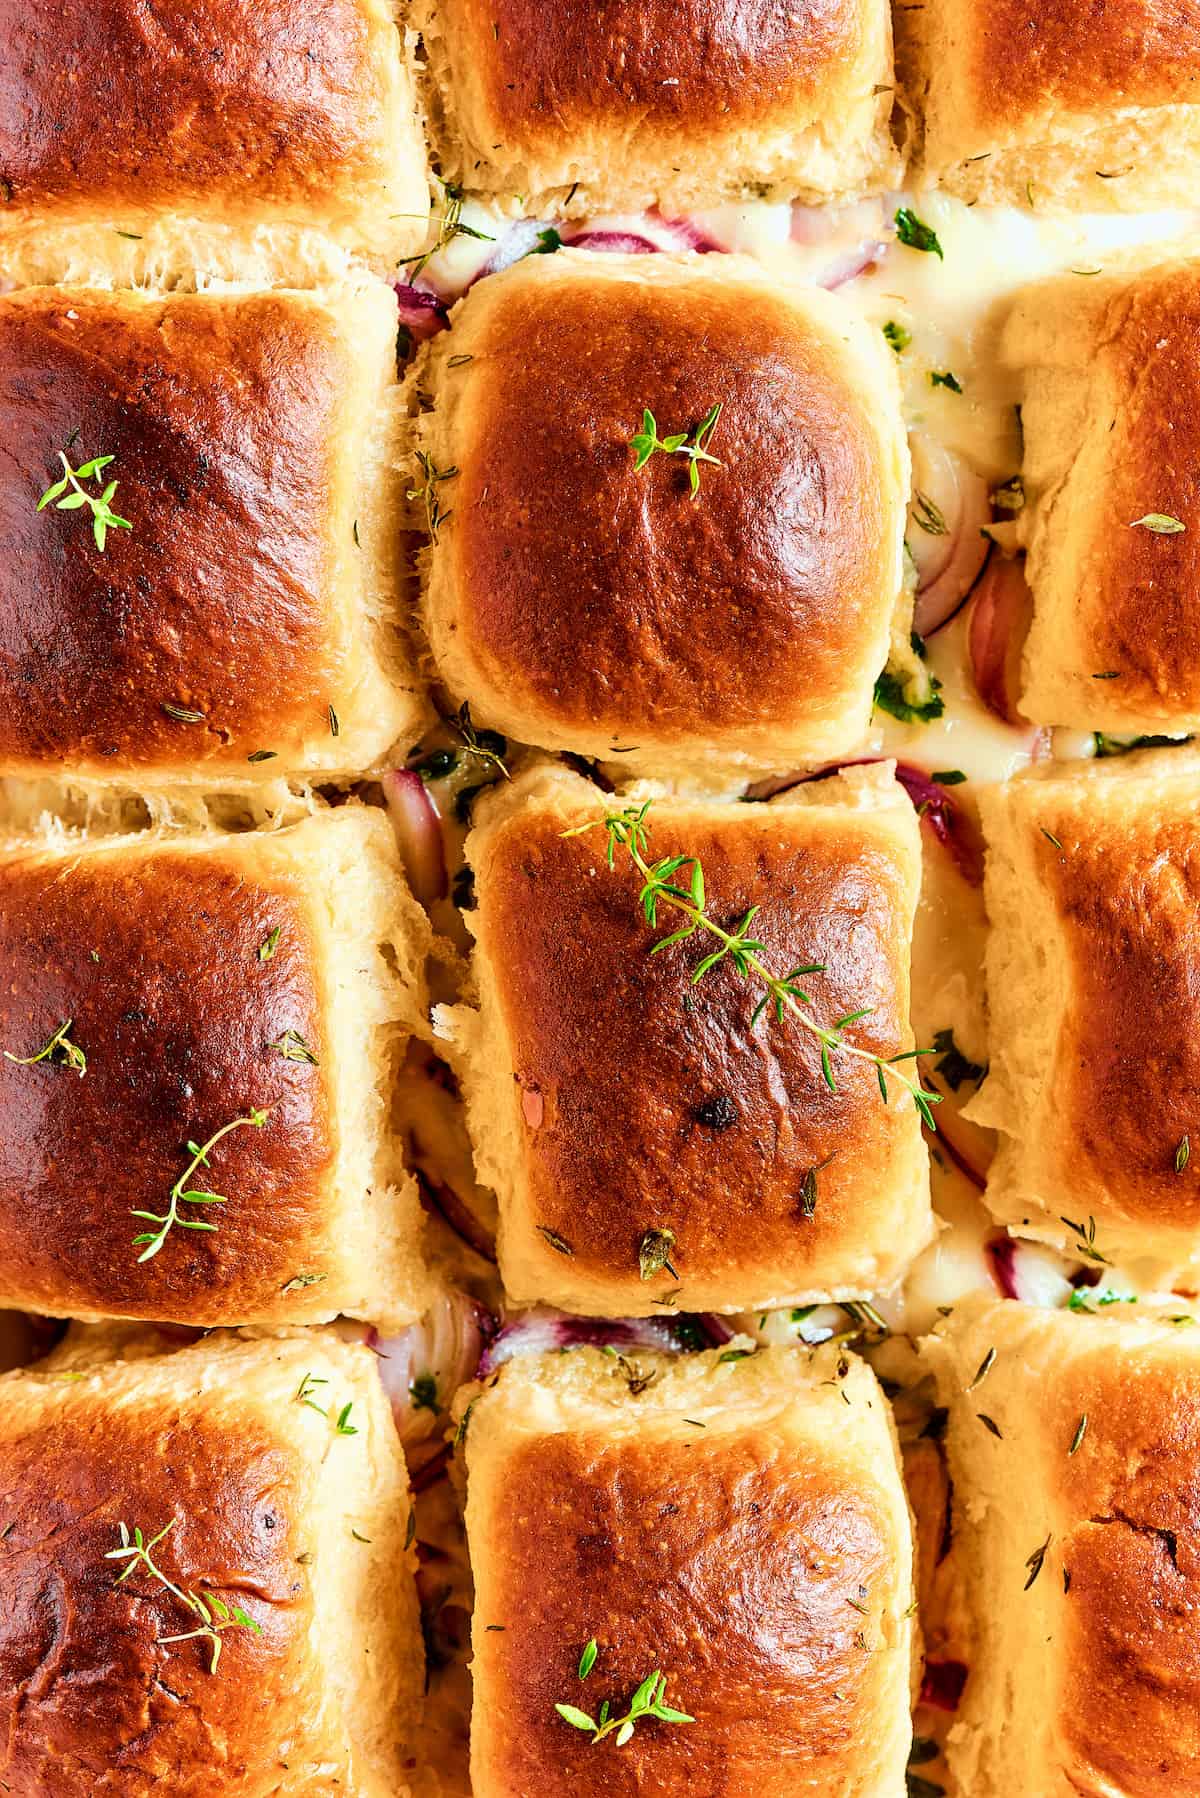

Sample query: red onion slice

[892,764,985,889]
[967,555,1034,725]
[818,238,888,290]
[985,1234,1020,1299]
[393,282,450,343]
[416,1170,498,1265]
[653,213,723,253]
[370,1290,497,1443]
[383,769,448,908]
[907,437,990,621]
[563,228,660,254]
[478,1306,690,1377]
[913,495,992,640]
[474,218,558,280]
[930,1109,988,1188]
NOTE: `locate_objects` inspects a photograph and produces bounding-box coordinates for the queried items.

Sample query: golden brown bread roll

[0,808,432,1327]
[462,1343,917,1798]
[0,281,422,787]
[902,0,1200,208]
[440,763,932,1315]
[924,1294,1200,1798]
[0,0,428,270]
[0,1326,422,1796]
[414,252,910,782]
[1004,253,1200,732]
[417,0,899,214]
[970,747,1200,1277]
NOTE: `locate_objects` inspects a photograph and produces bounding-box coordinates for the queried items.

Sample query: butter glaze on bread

[0,1328,421,1796]
[902,0,1200,208]
[0,0,428,264]
[1005,254,1200,731]
[0,282,422,786]
[970,748,1200,1276]
[417,0,899,214]
[463,1345,917,1798]
[925,1295,1200,1797]
[443,764,931,1315]
[416,253,910,782]
[0,809,431,1327]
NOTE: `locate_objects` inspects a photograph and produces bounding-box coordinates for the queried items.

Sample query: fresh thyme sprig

[555,1667,694,1748]
[629,403,722,500]
[449,701,511,779]
[132,1107,270,1263]
[565,803,939,1128]
[36,451,132,551]
[408,451,457,542]
[105,1519,262,1674]
[399,182,494,279]
[4,1018,86,1077]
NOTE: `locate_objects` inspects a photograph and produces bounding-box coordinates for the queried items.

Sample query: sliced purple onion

[383,768,448,908]
[563,228,660,254]
[694,1312,736,1347]
[477,1306,690,1377]
[393,282,450,343]
[369,1290,498,1444]
[968,554,1034,726]
[474,218,558,280]
[985,1234,1019,1299]
[654,214,723,253]
[912,471,992,638]
[818,238,888,289]
[416,1170,498,1265]
[892,764,985,889]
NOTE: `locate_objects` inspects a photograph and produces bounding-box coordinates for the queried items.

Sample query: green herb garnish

[930,371,963,394]
[105,1519,261,1673]
[269,1029,318,1065]
[1061,1214,1109,1265]
[131,1107,269,1262]
[399,182,494,279]
[410,1374,439,1413]
[555,1668,694,1748]
[565,803,940,1128]
[1130,513,1186,534]
[629,403,722,501]
[894,208,944,259]
[37,450,132,551]
[931,1027,986,1092]
[408,451,458,541]
[883,321,911,353]
[4,1018,86,1077]
[638,1227,678,1281]
[258,927,281,963]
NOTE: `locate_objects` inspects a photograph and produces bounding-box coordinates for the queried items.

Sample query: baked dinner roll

[417,0,899,214]
[441,762,932,1315]
[1004,255,1200,733]
[414,253,910,782]
[970,747,1200,1276]
[0,0,428,267]
[461,1342,917,1798]
[924,1293,1200,1798]
[0,807,432,1327]
[0,1327,421,1796]
[902,0,1200,208]
[0,281,421,787]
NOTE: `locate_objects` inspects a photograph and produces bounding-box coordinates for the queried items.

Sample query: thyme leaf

[629,403,723,500]
[4,1018,86,1077]
[131,1107,269,1262]
[554,1667,694,1747]
[104,1519,261,1674]
[36,449,132,551]
[564,802,940,1129]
